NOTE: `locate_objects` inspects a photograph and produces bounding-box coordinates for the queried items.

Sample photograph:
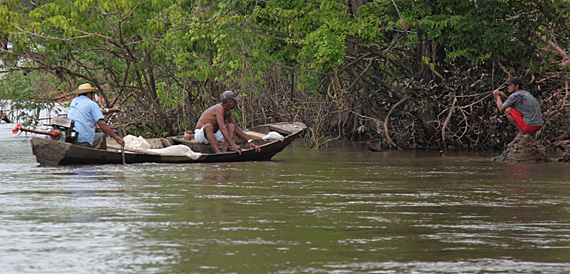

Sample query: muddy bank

[491,135,549,163]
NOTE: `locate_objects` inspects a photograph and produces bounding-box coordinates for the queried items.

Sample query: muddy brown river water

[1,122,570,273]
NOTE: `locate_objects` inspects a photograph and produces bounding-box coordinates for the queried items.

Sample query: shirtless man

[194,90,261,154]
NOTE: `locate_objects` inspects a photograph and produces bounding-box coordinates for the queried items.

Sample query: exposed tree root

[384,96,408,150]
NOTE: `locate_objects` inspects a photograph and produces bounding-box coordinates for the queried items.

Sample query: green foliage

[243,0,353,72]
[399,0,513,64]
[1,0,569,143]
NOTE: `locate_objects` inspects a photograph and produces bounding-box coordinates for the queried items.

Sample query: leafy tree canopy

[1,0,569,149]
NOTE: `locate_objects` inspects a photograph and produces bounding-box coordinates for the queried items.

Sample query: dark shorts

[74,133,104,148]
[510,108,542,134]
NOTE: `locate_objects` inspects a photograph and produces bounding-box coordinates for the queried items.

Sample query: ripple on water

[310,259,570,274]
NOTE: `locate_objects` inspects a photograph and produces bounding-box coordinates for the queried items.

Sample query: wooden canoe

[30,122,306,165]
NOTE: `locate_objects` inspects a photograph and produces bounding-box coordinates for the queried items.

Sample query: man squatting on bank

[492,77,544,141]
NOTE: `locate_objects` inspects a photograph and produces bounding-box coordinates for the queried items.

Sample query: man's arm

[217,108,241,153]
[96,119,125,146]
[492,89,508,113]
[230,118,261,152]
[102,107,121,115]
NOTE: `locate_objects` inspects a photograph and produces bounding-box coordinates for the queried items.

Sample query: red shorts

[509,108,542,134]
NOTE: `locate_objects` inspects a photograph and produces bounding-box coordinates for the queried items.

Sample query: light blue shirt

[68,95,104,144]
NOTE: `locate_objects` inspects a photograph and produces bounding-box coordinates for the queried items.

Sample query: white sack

[124,135,151,150]
[262,131,285,141]
[148,145,201,160]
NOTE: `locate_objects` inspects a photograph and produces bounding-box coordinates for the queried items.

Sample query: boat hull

[30,122,306,166]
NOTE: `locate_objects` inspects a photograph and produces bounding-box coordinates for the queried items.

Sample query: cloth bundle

[262,131,285,141]
[123,135,201,160]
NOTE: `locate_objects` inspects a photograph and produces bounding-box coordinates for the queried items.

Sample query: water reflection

[67,169,100,223]
[193,173,237,182]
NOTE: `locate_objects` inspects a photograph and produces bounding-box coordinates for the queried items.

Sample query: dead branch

[442,96,457,152]
[537,33,570,66]
[384,96,409,149]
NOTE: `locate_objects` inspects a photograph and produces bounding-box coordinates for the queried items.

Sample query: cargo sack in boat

[262,131,285,141]
[124,135,151,150]
[148,145,201,160]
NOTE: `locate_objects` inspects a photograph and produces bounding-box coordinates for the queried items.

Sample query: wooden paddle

[116,110,126,164]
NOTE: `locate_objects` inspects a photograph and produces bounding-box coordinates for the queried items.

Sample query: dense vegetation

[1,0,569,150]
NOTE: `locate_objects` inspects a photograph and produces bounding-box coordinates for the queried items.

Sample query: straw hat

[73,83,99,95]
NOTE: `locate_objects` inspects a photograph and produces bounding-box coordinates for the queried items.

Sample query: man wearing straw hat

[67,83,125,149]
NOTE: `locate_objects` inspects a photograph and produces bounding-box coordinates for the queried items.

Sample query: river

[1,122,570,273]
